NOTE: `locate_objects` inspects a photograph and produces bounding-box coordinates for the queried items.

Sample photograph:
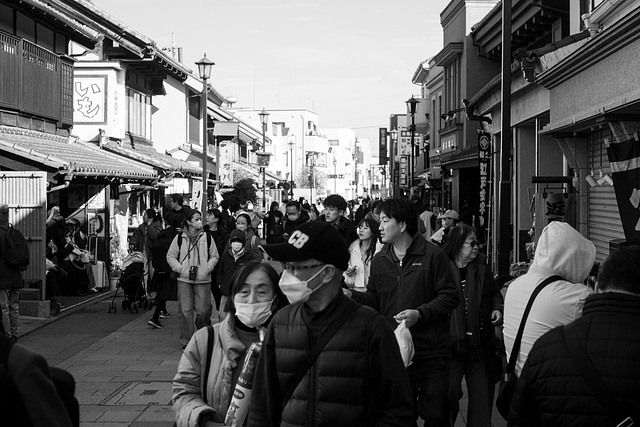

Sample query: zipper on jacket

[309,363,316,427]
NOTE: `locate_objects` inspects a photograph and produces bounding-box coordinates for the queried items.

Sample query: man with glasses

[272,200,310,243]
[347,197,459,427]
[248,221,413,426]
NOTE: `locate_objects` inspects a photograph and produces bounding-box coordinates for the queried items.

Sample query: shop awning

[234,161,281,181]
[0,126,156,181]
[440,144,479,167]
[102,141,202,176]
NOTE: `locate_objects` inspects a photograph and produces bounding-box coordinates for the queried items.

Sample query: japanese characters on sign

[399,156,408,188]
[478,132,491,228]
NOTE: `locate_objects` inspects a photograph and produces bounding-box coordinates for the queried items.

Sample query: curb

[18,289,116,339]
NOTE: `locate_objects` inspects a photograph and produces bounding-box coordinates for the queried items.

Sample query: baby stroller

[109,251,153,313]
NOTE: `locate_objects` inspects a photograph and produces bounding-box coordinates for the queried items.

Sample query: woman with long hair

[344,218,383,292]
[441,224,503,427]
[167,209,220,348]
[234,213,260,253]
[173,262,288,427]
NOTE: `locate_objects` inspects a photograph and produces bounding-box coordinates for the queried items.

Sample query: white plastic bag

[394,319,415,367]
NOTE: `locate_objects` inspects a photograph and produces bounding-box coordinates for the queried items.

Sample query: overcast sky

[92,0,451,145]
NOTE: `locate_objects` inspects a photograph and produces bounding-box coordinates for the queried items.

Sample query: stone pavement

[17,292,507,427]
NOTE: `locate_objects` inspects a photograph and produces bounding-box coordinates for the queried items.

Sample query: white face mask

[234,299,274,328]
[230,241,243,252]
[278,267,326,304]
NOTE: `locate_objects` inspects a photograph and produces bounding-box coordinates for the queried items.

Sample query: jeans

[176,281,211,344]
[449,355,493,427]
[407,357,450,427]
[0,287,20,337]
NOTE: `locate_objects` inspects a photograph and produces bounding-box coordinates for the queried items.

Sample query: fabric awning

[0,126,156,181]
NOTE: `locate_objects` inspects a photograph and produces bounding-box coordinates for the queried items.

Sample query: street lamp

[390,128,398,196]
[196,53,215,213]
[288,137,295,198]
[406,96,419,195]
[258,108,269,212]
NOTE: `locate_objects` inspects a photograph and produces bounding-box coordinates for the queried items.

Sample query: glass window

[16,11,35,43]
[127,88,150,138]
[0,4,13,34]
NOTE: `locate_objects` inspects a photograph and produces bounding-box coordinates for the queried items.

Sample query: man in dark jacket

[272,200,310,243]
[248,221,413,426]
[317,194,357,245]
[509,245,640,426]
[347,197,459,427]
[0,204,23,341]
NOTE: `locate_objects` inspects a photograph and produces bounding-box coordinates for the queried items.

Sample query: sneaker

[159,311,171,319]
[148,319,163,329]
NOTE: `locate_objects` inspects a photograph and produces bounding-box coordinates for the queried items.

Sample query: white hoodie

[503,221,595,376]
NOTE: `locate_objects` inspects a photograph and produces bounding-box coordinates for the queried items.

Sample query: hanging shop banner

[534,191,575,243]
[478,131,491,229]
[220,143,234,187]
[399,131,421,156]
[607,138,640,244]
[379,128,388,164]
[399,156,409,188]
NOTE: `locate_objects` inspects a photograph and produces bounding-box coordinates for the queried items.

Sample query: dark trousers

[407,357,450,427]
[448,355,494,427]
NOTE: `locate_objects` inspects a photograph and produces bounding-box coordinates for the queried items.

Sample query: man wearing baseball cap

[248,221,413,426]
[431,209,460,245]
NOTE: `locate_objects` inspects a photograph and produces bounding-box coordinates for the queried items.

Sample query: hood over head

[529,221,596,283]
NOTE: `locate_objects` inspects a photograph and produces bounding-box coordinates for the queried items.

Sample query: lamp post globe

[195,53,215,213]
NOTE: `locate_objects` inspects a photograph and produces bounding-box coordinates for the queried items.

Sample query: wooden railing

[0,32,74,127]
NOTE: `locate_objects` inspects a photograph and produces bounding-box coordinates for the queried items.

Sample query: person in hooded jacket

[167,209,220,348]
[503,221,595,377]
[272,200,310,243]
[217,229,262,321]
[172,262,288,427]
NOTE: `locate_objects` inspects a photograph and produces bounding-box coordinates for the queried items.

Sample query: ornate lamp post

[258,108,269,212]
[288,137,295,198]
[195,53,215,213]
[406,96,419,195]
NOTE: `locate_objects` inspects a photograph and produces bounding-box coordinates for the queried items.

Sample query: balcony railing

[0,32,74,126]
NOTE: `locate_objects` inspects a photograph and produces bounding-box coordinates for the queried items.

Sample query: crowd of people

[2,190,639,426]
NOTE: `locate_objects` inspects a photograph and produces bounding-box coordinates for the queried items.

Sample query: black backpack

[0,336,79,426]
[0,223,30,269]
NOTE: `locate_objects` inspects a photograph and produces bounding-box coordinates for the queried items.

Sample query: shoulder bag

[496,275,562,420]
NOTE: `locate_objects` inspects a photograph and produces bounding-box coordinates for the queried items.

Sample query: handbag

[563,323,635,427]
[495,275,562,420]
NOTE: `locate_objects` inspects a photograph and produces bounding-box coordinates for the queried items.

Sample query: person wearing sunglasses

[441,224,503,426]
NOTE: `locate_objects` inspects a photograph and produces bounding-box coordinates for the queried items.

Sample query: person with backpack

[0,204,27,341]
[148,214,184,329]
[0,334,79,426]
[167,209,220,349]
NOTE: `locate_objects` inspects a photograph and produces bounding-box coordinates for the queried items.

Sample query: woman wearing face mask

[173,262,287,427]
[233,213,260,253]
[167,209,220,349]
[344,218,384,292]
[440,224,503,427]
[216,229,262,321]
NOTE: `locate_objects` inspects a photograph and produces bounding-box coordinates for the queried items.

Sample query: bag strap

[202,326,215,405]
[563,324,634,426]
[282,302,358,405]
[506,275,563,374]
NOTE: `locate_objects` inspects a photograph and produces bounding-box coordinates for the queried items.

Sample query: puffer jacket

[173,315,259,427]
[351,234,459,360]
[248,293,414,427]
[166,230,219,284]
[509,292,640,426]
[503,222,595,376]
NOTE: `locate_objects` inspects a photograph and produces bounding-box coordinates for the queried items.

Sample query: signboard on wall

[399,156,408,188]
[379,128,388,164]
[399,131,421,156]
[478,132,491,229]
[73,75,107,124]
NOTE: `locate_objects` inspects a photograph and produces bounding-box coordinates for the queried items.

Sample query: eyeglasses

[464,240,479,248]
[283,263,324,274]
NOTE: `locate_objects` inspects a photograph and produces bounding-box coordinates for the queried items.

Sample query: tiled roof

[103,142,201,176]
[440,144,479,166]
[0,126,156,180]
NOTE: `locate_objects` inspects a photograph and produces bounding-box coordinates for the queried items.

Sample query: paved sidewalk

[19,296,181,426]
[17,293,507,426]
